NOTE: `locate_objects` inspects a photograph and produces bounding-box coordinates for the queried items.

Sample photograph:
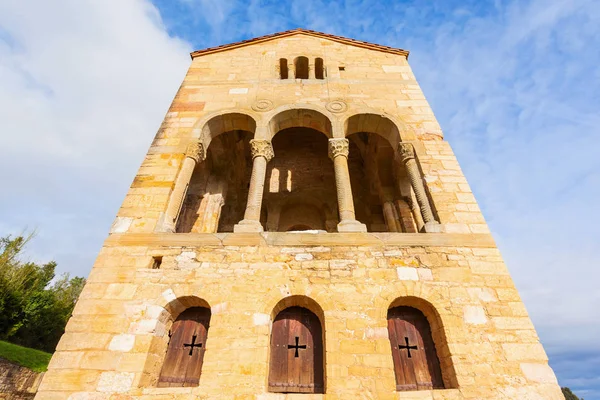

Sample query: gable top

[190,28,409,59]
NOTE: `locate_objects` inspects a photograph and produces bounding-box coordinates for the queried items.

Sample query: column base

[337,219,367,233]
[423,221,444,233]
[233,219,264,233]
[155,213,176,233]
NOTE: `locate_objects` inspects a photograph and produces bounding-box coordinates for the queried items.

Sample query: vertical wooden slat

[183,310,210,386]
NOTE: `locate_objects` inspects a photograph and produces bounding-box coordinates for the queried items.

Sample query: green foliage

[0,233,85,353]
[0,340,52,372]
[562,387,583,400]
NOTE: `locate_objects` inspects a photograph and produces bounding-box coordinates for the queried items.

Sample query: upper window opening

[279,58,288,79]
[315,58,324,79]
[294,56,309,79]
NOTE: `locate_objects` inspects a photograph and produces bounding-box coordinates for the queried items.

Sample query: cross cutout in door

[183,335,203,356]
[288,336,307,358]
[398,336,418,358]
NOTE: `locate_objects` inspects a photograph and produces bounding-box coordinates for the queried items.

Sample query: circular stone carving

[326,100,348,113]
[251,99,274,112]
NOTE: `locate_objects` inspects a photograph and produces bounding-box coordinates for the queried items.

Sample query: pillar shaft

[234,140,273,232]
[329,138,367,232]
[383,201,400,232]
[163,142,205,232]
[398,143,436,225]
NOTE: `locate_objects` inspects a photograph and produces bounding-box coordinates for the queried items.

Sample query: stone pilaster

[328,138,367,232]
[159,142,205,232]
[233,140,274,233]
[398,143,440,232]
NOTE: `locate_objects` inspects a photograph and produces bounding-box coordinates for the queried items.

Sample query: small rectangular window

[279,58,288,79]
[315,58,324,79]
[294,56,309,79]
[151,256,163,269]
[339,66,345,71]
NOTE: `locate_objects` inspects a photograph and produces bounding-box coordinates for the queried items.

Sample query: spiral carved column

[398,143,439,231]
[160,142,205,232]
[233,140,274,233]
[328,138,367,232]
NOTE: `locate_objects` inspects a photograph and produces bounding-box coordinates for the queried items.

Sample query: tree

[0,233,85,352]
[562,387,583,400]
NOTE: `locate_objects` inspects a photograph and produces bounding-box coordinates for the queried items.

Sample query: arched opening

[387,297,457,390]
[177,113,255,233]
[345,114,418,232]
[294,56,309,79]
[315,58,324,79]
[263,128,337,232]
[158,307,211,387]
[279,58,288,79]
[387,306,443,391]
[268,306,324,393]
[140,296,212,388]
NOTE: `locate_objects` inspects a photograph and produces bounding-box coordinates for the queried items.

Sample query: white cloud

[0,0,191,275]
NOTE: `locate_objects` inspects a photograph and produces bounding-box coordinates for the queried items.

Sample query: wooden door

[158,307,210,387]
[387,306,444,391]
[268,307,324,393]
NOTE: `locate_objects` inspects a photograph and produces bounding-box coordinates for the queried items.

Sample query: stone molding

[185,142,206,162]
[328,138,349,159]
[105,232,497,248]
[249,139,274,161]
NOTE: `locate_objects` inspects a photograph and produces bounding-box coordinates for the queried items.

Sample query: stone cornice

[190,29,409,59]
[105,232,496,248]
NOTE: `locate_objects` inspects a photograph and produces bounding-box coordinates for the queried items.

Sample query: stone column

[234,140,274,233]
[383,201,400,232]
[160,142,205,232]
[398,143,440,232]
[328,138,367,232]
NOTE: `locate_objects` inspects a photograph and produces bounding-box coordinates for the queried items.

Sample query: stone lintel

[105,232,496,248]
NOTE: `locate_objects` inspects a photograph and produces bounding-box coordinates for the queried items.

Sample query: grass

[0,340,52,372]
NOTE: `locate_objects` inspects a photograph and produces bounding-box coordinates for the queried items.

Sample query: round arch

[344,113,404,149]
[386,295,458,389]
[267,106,334,139]
[191,111,257,150]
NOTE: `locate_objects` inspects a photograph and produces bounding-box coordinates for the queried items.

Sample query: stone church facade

[35,29,563,399]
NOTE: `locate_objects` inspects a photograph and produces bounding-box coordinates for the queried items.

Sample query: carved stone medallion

[251,99,274,112]
[326,100,348,113]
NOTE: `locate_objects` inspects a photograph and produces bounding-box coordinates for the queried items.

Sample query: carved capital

[185,142,205,162]
[398,143,415,163]
[250,139,274,161]
[328,138,349,159]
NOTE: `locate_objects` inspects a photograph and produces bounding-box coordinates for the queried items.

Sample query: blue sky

[1,0,599,397]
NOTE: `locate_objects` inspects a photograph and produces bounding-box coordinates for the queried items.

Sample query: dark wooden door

[387,306,444,391]
[268,306,324,393]
[158,307,210,387]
